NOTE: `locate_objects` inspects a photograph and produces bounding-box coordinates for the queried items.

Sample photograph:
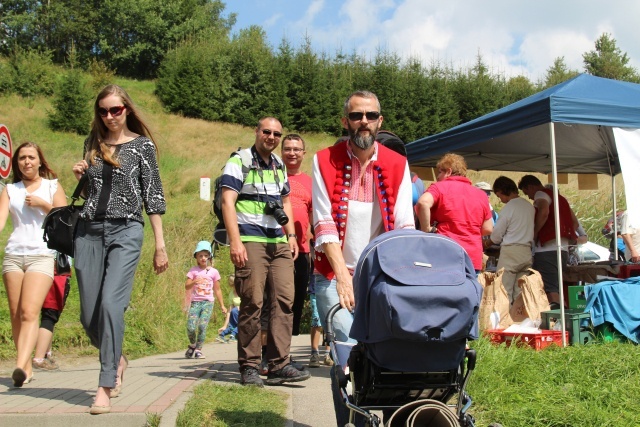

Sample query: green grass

[469,337,640,426]
[175,383,287,427]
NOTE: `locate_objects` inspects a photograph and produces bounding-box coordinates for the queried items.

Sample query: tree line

[1,0,638,141]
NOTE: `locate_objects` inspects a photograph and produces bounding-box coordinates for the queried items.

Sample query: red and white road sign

[0,124,12,179]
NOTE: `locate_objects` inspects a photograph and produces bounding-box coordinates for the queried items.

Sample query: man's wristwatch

[287,233,297,238]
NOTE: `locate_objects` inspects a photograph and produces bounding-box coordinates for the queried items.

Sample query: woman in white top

[0,142,66,387]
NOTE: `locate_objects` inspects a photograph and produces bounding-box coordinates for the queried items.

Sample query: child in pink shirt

[184,241,227,359]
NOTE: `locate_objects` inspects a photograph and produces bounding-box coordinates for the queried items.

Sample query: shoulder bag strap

[70,174,89,205]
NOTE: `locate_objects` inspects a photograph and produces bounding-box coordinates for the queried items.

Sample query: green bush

[156,36,233,121]
[6,48,57,97]
[48,69,93,134]
[88,59,116,91]
[0,60,11,94]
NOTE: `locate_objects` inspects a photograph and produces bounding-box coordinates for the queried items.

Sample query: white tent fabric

[613,128,640,229]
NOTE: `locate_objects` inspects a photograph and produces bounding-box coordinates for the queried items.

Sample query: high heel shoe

[110,355,128,398]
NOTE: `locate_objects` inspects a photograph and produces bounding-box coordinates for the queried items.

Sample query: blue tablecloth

[585,277,640,343]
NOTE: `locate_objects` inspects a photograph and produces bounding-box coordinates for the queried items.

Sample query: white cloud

[304,0,325,22]
[263,13,283,29]
[338,0,395,38]
[518,31,594,80]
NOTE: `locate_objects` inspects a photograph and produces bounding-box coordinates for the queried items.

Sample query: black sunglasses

[347,111,381,121]
[98,105,126,117]
[262,129,283,138]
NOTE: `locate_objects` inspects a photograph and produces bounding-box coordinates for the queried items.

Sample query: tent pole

[548,122,567,347]
[612,175,618,260]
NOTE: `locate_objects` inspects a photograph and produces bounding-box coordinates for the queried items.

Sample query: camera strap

[251,151,282,196]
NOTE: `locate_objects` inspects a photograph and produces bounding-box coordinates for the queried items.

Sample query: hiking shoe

[241,367,264,387]
[227,335,237,343]
[185,346,196,358]
[308,353,321,368]
[194,350,205,359]
[290,356,308,372]
[215,335,226,343]
[33,358,59,371]
[266,363,311,385]
[323,353,334,366]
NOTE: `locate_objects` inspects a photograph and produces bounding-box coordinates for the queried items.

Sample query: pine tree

[48,48,92,135]
[583,33,639,82]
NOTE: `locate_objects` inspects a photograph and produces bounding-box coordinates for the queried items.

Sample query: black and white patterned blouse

[80,136,166,224]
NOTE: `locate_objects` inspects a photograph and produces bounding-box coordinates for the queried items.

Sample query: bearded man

[311,90,415,425]
[312,90,416,335]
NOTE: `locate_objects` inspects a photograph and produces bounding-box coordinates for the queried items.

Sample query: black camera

[264,199,289,225]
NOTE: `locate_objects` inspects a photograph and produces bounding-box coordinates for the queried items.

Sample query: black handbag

[42,174,88,258]
[55,251,71,275]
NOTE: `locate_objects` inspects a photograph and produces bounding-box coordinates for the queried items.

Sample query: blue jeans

[314,274,365,426]
[314,274,355,344]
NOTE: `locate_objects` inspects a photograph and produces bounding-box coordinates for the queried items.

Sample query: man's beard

[348,124,377,149]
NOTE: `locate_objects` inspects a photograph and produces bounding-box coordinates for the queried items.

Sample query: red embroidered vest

[314,141,407,279]
[537,188,575,246]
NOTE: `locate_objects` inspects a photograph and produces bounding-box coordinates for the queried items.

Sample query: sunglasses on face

[262,129,283,138]
[97,105,126,117]
[347,111,381,121]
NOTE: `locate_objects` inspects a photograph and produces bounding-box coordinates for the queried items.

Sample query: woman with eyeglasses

[71,84,169,414]
[0,142,67,387]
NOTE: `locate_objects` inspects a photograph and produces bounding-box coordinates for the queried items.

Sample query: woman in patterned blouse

[72,85,169,415]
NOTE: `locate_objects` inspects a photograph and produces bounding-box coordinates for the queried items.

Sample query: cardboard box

[568,285,587,309]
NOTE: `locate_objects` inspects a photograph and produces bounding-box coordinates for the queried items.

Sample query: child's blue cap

[194,240,212,257]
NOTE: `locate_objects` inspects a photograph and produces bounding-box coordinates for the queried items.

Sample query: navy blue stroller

[326,229,483,427]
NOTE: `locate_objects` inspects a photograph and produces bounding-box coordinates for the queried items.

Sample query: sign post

[200,176,211,201]
[0,125,12,179]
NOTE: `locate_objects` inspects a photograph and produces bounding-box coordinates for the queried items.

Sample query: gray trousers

[75,219,143,388]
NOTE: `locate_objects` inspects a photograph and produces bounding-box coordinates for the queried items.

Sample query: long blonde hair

[86,84,157,167]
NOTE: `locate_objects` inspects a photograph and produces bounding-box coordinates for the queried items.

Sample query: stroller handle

[324,303,343,345]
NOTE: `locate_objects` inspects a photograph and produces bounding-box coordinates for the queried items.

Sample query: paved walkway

[0,334,335,427]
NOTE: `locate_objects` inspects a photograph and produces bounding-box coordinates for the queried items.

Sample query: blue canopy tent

[406,74,640,175]
[405,74,640,345]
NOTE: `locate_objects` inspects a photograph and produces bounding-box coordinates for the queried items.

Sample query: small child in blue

[217,288,240,343]
[184,241,227,359]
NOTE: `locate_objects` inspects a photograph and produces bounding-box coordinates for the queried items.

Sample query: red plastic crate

[485,329,569,350]
[616,264,640,279]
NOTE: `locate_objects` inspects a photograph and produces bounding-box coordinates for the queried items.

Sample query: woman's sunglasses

[98,105,126,118]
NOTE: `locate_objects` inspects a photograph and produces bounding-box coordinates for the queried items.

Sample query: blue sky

[223,0,640,81]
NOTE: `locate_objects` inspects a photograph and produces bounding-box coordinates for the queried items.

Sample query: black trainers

[241,367,264,387]
[265,363,311,385]
[185,345,195,359]
[290,356,308,372]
